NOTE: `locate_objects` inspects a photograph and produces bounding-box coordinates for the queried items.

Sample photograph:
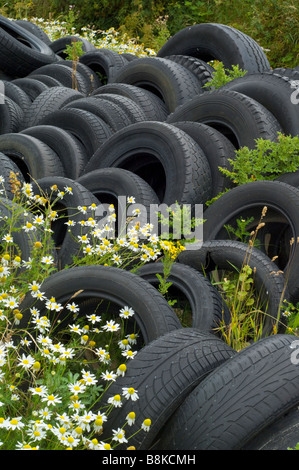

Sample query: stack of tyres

[0,14,298,450]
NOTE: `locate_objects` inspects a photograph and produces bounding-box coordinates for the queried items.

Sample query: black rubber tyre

[0,70,16,81]
[178,239,288,336]
[0,152,25,199]
[2,80,32,112]
[157,23,271,73]
[84,121,212,206]
[0,95,24,134]
[167,89,282,149]
[165,54,214,88]
[155,334,299,450]
[0,14,57,77]
[79,49,128,83]
[111,56,203,113]
[201,180,299,302]
[15,19,52,45]
[172,121,237,197]
[0,133,65,182]
[49,36,96,59]
[92,83,168,121]
[11,77,49,102]
[221,73,299,137]
[37,107,113,160]
[18,264,182,344]
[29,63,89,95]
[31,176,98,268]
[135,261,231,331]
[121,52,139,62]
[21,125,87,179]
[20,86,84,130]
[77,167,160,229]
[271,67,299,80]
[98,328,236,450]
[27,74,63,87]
[243,405,299,450]
[63,96,134,132]
[91,92,148,123]
[276,170,299,188]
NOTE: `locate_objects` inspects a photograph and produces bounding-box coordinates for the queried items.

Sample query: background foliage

[1,0,298,67]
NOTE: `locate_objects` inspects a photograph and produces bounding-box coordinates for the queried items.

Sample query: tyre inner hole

[5,152,31,183]
[204,122,239,148]
[217,207,293,269]
[119,154,166,202]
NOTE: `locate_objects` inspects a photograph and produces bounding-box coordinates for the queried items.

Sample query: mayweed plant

[0,173,185,450]
[20,17,156,57]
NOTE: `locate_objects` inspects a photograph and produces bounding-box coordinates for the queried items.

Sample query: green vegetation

[0,175,185,450]
[203,61,247,90]
[1,0,298,67]
[220,133,299,185]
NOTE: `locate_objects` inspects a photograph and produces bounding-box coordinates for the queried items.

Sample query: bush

[2,0,298,67]
[220,133,299,185]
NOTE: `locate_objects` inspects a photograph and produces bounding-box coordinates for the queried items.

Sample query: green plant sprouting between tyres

[205,132,299,207]
[203,61,247,90]
[219,133,299,185]
[216,210,297,350]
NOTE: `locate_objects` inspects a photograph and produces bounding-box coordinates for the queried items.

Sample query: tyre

[178,239,288,336]
[171,121,237,197]
[276,170,299,188]
[29,63,90,95]
[76,167,160,230]
[37,107,113,160]
[21,125,87,179]
[27,74,63,87]
[135,261,231,331]
[221,72,299,137]
[63,96,134,132]
[271,68,299,80]
[84,121,212,206]
[91,83,168,121]
[18,264,182,344]
[201,180,299,302]
[0,70,16,81]
[111,56,204,113]
[155,334,299,450]
[0,14,57,77]
[98,328,236,449]
[91,92,148,123]
[2,80,32,112]
[0,152,25,199]
[167,89,282,149]
[20,86,84,130]
[79,49,128,83]
[0,95,24,134]
[11,77,49,102]
[165,54,214,88]
[49,36,96,59]
[0,133,65,182]
[31,176,99,268]
[243,405,299,450]
[15,19,52,45]
[157,23,271,73]
[121,52,139,62]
